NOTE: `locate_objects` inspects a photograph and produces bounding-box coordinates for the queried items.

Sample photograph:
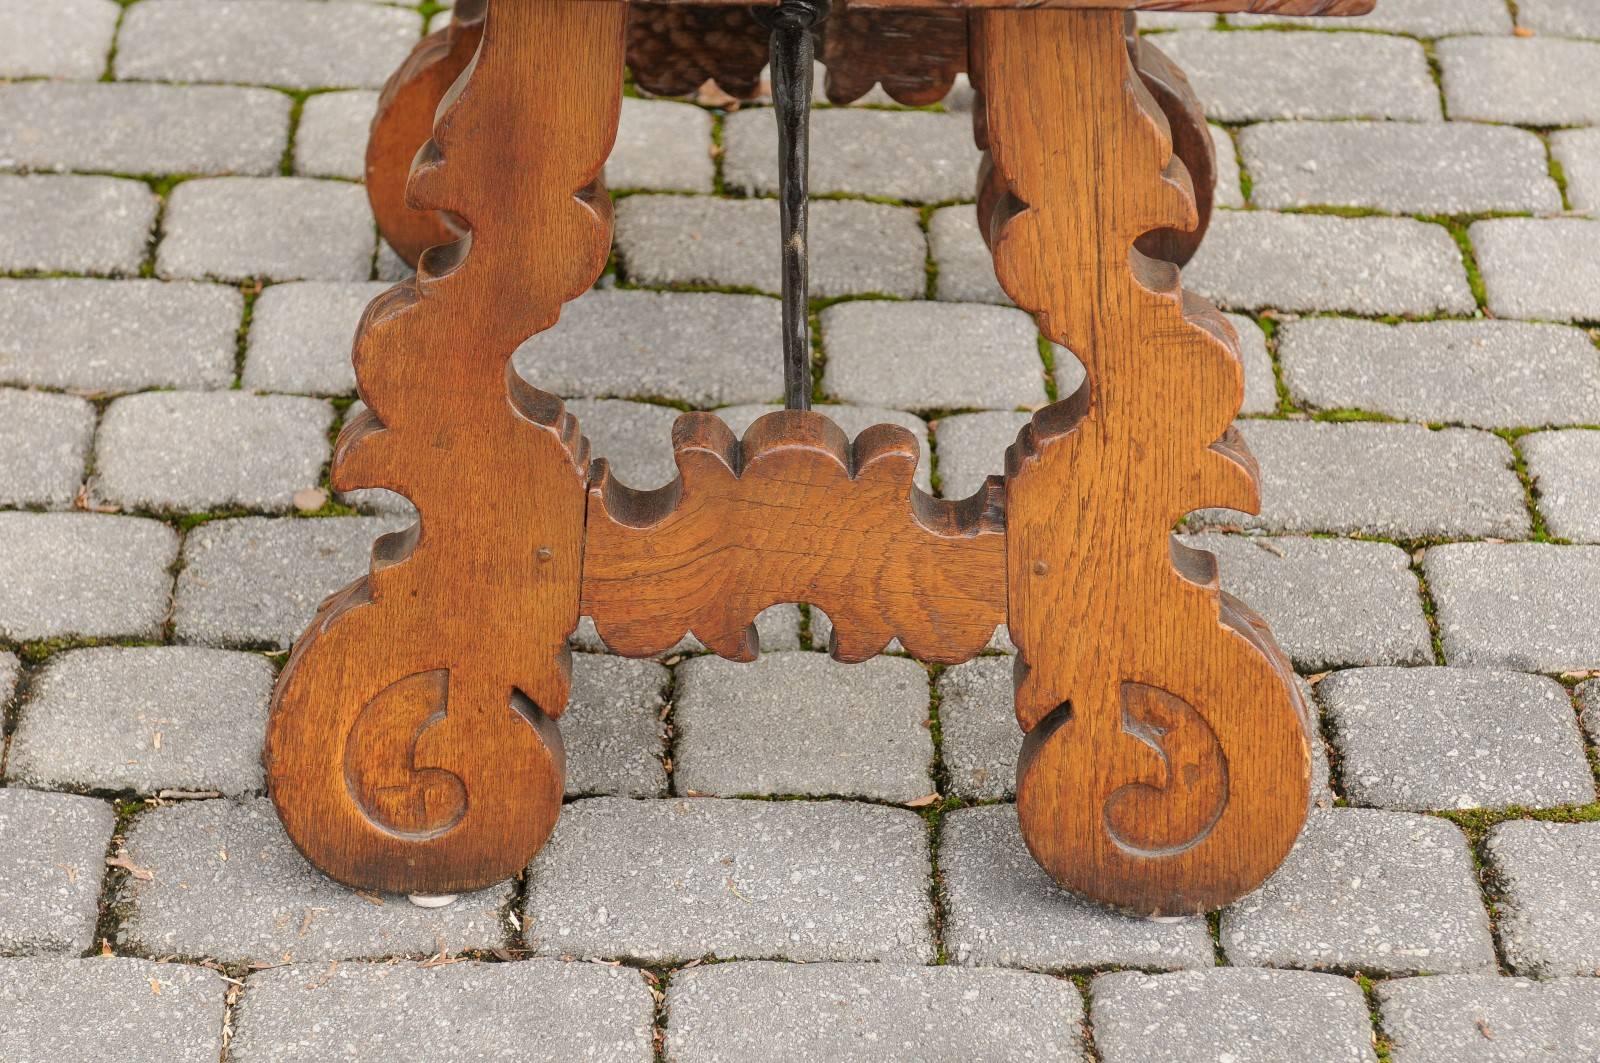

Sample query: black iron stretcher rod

[758,0,830,411]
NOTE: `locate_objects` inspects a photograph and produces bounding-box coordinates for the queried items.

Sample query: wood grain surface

[583,410,1007,664]
[975,7,1313,916]
[265,0,625,895]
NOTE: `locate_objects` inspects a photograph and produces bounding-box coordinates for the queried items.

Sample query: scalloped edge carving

[582,410,1007,664]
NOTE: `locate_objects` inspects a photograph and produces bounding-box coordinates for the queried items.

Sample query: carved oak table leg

[365,0,484,267]
[265,0,625,894]
[972,9,1312,916]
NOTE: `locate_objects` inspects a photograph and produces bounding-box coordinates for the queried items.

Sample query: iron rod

[763,0,828,411]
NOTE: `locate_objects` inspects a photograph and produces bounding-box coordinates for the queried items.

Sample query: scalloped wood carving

[582,410,1007,664]
[975,7,1313,915]
[265,0,623,895]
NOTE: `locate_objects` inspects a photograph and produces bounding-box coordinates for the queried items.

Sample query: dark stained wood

[974,7,1313,916]
[583,410,1006,664]
[264,0,626,895]
[626,3,771,99]
[820,2,968,106]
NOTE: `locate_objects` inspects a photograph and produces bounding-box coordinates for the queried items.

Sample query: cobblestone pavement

[2,1,1599,1060]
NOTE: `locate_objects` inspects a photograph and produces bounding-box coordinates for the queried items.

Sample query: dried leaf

[106,854,154,881]
[693,79,739,109]
[293,487,329,513]
[905,792,941,808]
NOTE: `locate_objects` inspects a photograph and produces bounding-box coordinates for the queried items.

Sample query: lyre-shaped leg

[974,9,1312,916]
[265,0,625,894]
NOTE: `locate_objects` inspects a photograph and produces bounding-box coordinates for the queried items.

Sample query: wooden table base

[264,0,1314,917]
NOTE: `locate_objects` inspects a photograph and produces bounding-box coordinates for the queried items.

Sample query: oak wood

[856,0,1370,10]
[1131,29,1216,268]
[583,410,1006,664]
[365,0,482,265]
[365,7,1230,267]
[975,7,1313,916]
[264,0,625,895]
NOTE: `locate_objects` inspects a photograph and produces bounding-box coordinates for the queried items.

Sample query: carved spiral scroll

[976,9,1312,915]
[265,0,621,895]
[582,410,1007,664]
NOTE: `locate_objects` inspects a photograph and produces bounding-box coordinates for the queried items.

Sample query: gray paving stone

[939,805,1215,969]
[562,653,668,798]
[1091,968,1377,1063]
[523,796,934,963]
[158,178,375,283]
[1137,11,1218,30]
[1518,0,1600,38]
[0,82,290,177]
[0,651,17,712]
[1211,124,1245,209]
[933,411,1030,501]
[116,0,423,90]
[515,289,782,408]
[1149,31,1441,122]
[243,280,389,395]
[0,0,119,79]
[0,279,241,393]
[0,957,226,1063]
[666,961,1085,1063]
[0,514,177,641]
[821,301,1047,411]
[1579,679,1600,747]
[0,175,156,276]
[1378,974,1600,1063]
[8,647,276,797]
[571,605,803,657]
[1424,542,1600,671]
[93,391,333,513]
[1486,820,1600,977]
[1552,128,1600,216]
[1221,808,1496,975]
[1438,37,1600,125]
[673,654,933,802]
[0,788,115,955]
[0,388,93,509]
[230,960,654,1063]
[1226,0,1513,36]
[927,206,1006,305]
[615,195,927,299]
[1472,218,1600,323]
[1197,420,1528,539]
[1278,318,1600,430]
[1240,121,1560,215]
[608,97,715,193]
[561,397,677,489]
[1182,534,1433,671]
[119,797,512,964]
[173,515,405,649]
[1523,430,1600,542]
[723,108,979,203]
[716,403,933,491]
[1184,212,1475,316]
[1319,667,1594,812]
[293,90,377,180]
[936,656,1020,801]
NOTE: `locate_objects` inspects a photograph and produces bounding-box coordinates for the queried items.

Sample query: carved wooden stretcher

[264,0,1373,918]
